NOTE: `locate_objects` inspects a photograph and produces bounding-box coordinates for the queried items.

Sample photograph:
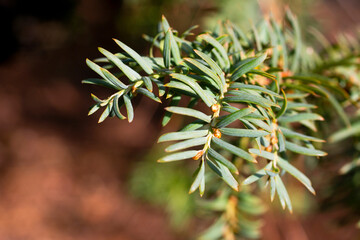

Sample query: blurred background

[0,0,359,239]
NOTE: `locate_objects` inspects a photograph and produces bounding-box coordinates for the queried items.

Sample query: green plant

[82,9,359,239]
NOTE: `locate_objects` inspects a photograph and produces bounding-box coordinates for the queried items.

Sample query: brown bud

[212,128,221,138]
[211,103,220,113]
[131,86,137,94]
[265,145,272,152]
[192,150,204,160]
[280,71,292,78]
[255,76,271,86]
[266,48,273,57]
[272,121,278,130]
[271,136,278,145]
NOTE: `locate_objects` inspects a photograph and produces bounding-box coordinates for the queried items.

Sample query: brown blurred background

[0,0,359,239]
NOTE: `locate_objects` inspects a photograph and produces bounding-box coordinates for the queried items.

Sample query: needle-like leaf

[165,106,212,123]
[212,137,255,162]
[158,130,208,143]
[113,39,154,74]
[158,150,198,162]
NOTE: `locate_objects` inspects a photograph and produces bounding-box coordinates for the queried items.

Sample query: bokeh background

[0,0,359,239]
